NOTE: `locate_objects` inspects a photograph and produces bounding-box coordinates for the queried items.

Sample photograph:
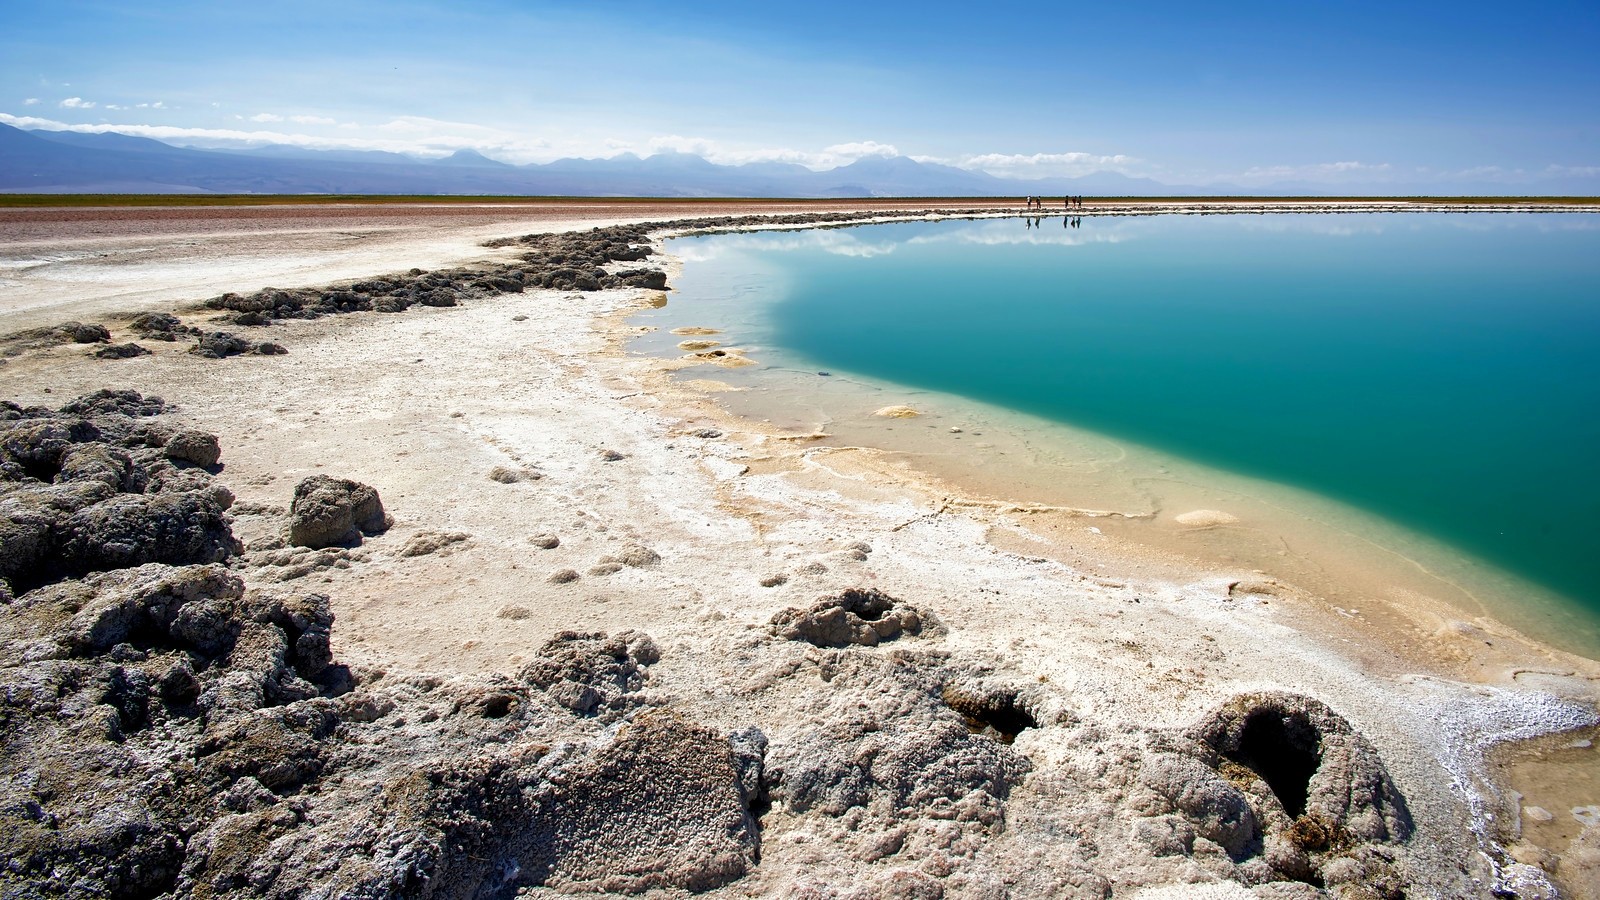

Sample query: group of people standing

[1023,196,1086,209]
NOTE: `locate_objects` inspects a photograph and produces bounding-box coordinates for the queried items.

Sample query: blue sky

[3,0,1597,187]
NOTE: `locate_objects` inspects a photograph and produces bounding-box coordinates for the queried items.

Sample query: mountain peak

[434,149,509,168]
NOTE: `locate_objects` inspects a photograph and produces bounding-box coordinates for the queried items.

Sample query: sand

[3,199,1598,897]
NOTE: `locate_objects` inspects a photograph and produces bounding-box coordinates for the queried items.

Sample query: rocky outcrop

[519,629,661,718]
[1127,692,1414,895]
[189,331,287,359]
[285,475,391,549]
[771,587,939,647]
[0,558,766,899]
[1,390,239,594]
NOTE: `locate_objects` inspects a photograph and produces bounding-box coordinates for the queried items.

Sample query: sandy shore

[2,200,1597,898]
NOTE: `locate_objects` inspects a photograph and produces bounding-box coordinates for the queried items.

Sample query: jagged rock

[57,491,238,575]
[57,389,165,418]
[771,587,939,647]
[55,443,140,491]
[190,331,255,359]
[285,475,391,549]
[519,629,660,717]
[768,654,1028,824]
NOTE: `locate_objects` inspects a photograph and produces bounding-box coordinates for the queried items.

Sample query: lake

[637,213,1600,655]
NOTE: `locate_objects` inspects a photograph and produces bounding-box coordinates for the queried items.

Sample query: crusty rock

[489,465,541,484]
[57,388,165,418]
[398,530,470,557]
[128,311,186,339]
[616,544,660,567]
[768,654,1027,823]
[190,331,255,359]
[519,629,660,717]
[94,342,151,359]
[164,429,221,468]
[57,491,237,576]
[285,475,391,548]
[771,587,939,647]
[54,443,140,491]
[1186,692,1413,846]
[526,712,763,893]
[1138,752,1259,858]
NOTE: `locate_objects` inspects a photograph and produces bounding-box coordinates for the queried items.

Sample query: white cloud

[104,104,124,110]
[821,140,899,159]
[134,101,167,109]
[23,98,39,106]
[925,151,1139,179]
[1231,161,1395,185]
[1546,164,1600,178]
[249,112,284,122]
[599,135,907,170]
[58,97,95,109]
[289,114,336,125]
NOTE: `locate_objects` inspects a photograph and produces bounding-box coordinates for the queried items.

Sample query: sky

[3,0,1598,188]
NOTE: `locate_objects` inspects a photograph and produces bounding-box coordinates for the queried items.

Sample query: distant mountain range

[2,124,1595,196]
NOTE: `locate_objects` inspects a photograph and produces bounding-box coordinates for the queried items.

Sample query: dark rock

[164,430,221,468]
[528,533,560,549]
[94,343,151,359]
[254,342,288,356]
[286,475,391,548]
[55,443,140,491]
[190,332,255,359]
[58,389,165,418]
[57,491,237,575]
[618,269,668,290]
[128,312,185,339]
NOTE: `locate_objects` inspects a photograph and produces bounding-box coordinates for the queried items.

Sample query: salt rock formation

[1,391,239,593]
[285,474,391,548]
[771,587,939,647]
[519,629,661,718]
[1,565,763,897]
[1130,691,1414,895]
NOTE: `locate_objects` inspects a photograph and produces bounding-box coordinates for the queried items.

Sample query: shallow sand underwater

[2,201,1598,898]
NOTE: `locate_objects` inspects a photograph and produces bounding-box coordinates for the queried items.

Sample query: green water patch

[648,213,1600,652]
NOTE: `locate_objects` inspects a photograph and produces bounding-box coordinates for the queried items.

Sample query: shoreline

[2,200,1597,897]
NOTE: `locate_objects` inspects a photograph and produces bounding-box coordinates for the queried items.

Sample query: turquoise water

[655,213,1600,647]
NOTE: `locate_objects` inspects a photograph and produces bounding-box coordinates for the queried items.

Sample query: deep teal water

[666,214,1600,631]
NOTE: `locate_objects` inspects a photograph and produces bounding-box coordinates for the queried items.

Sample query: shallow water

[640,213,1600,655]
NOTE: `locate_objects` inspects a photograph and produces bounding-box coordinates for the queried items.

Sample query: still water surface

[643,213,1600,651]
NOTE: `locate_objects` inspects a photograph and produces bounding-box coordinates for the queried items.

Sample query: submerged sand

[2,199,1598,898]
